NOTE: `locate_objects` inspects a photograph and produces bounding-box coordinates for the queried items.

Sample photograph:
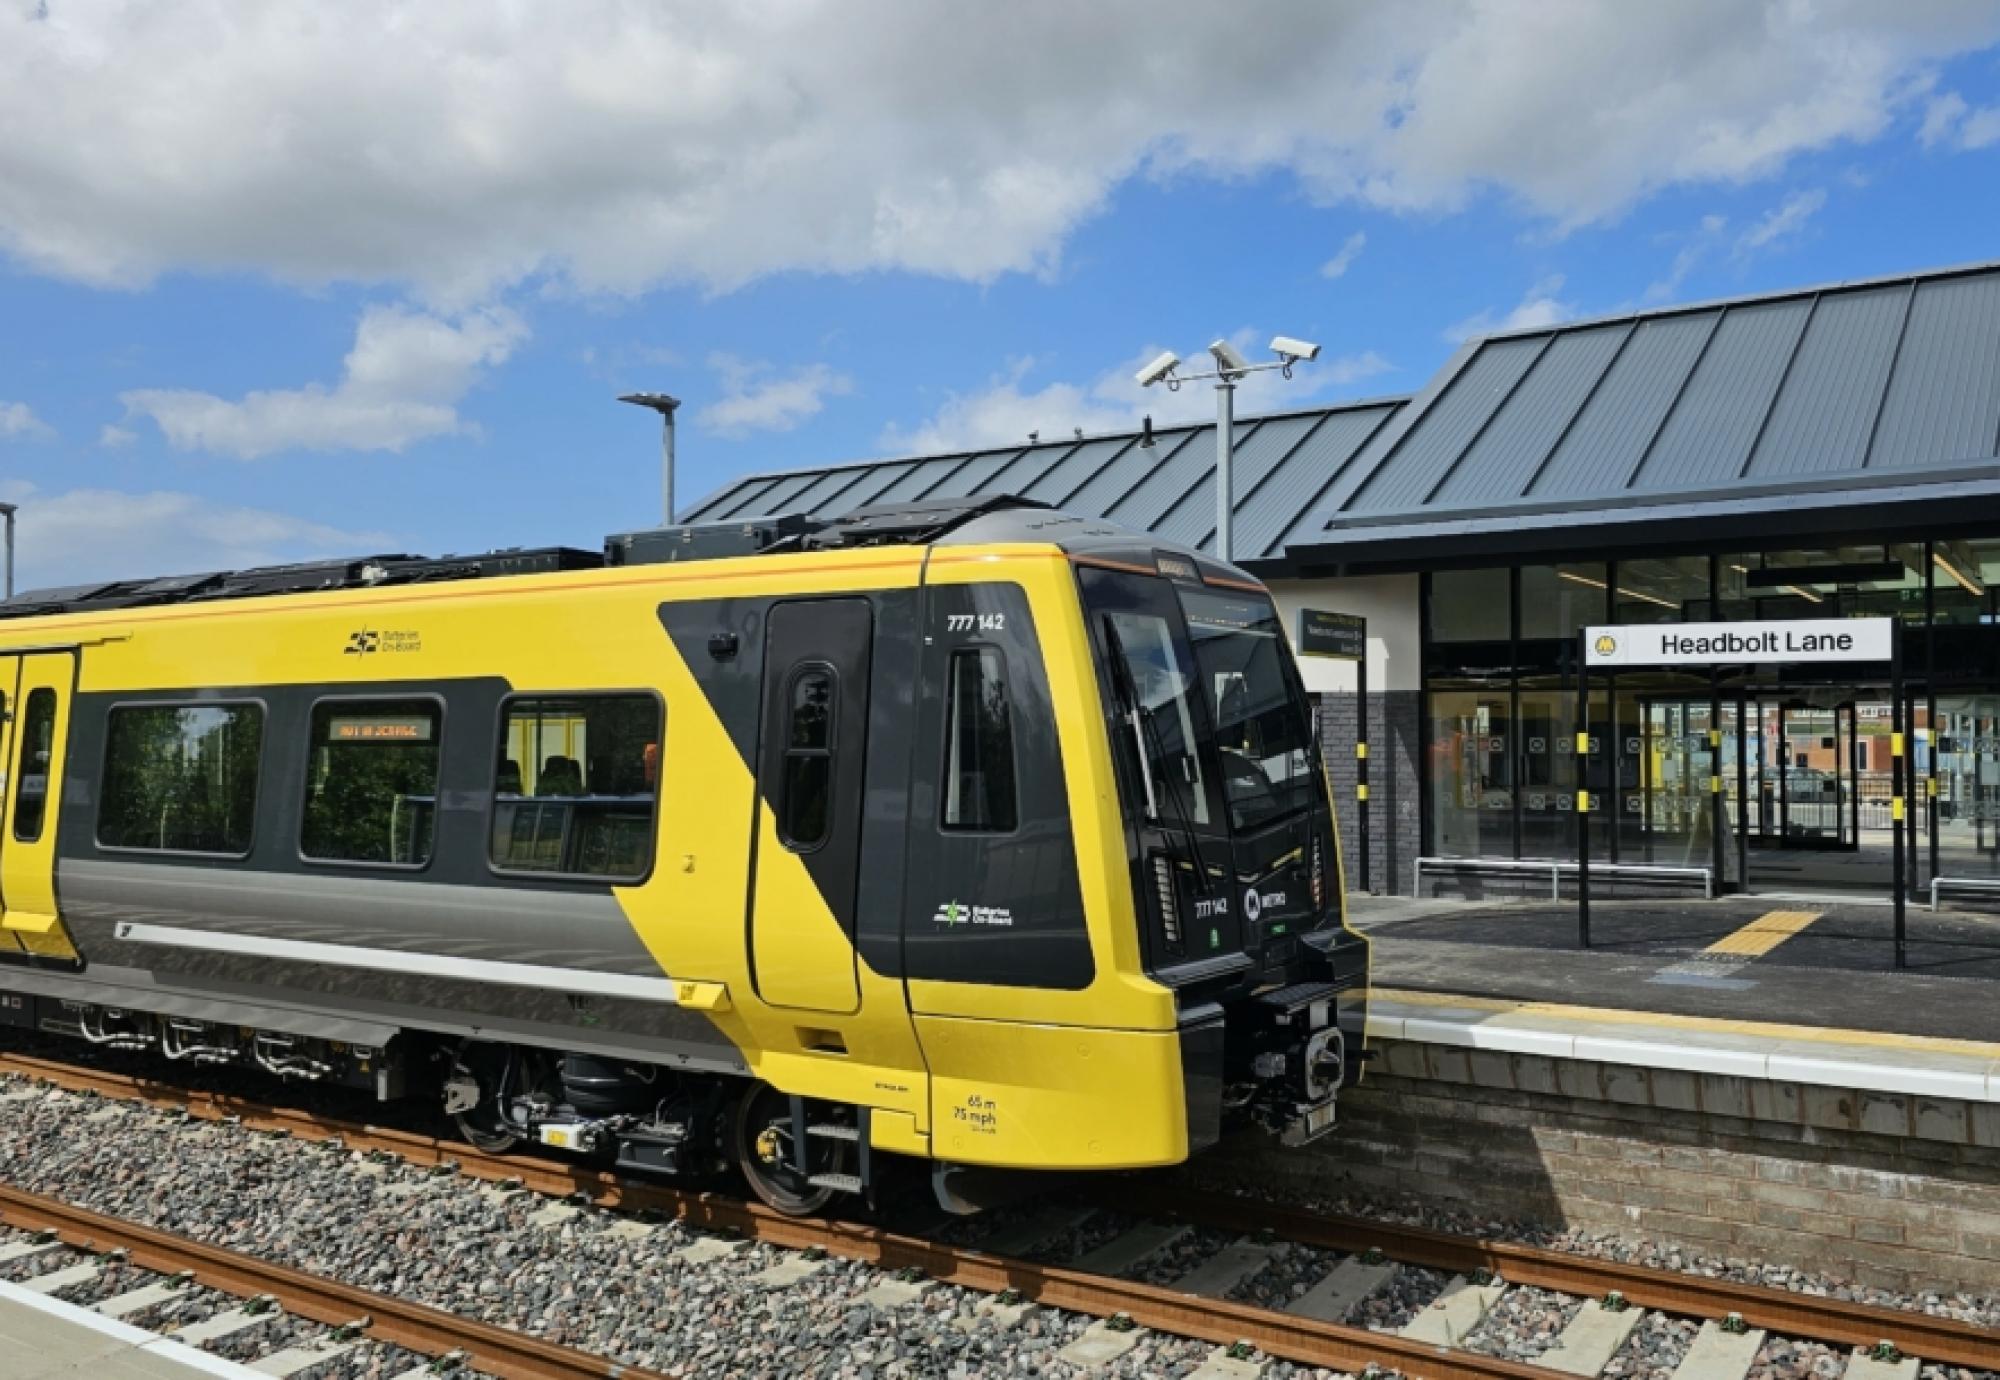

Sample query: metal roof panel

[914,447,1027,501]
[1429,324,1630,507]
[1745,283,1909,479]
[1343,337,1545,513]
[1630,298,1812,490]
[1527,312,1716,498]
[1870,272,2000,468]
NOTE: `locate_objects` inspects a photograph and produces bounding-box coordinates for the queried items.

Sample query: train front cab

[891,537,1368,1180]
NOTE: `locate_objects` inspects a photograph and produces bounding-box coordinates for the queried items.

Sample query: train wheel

[732,1083,846,1216]
[448,1040,534,1154]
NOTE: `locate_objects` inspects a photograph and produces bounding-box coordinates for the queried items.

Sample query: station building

[687,261,2000,902]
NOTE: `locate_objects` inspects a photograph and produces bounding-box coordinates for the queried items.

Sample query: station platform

[0,1278,262,1379]
[1349,893,2000,1104]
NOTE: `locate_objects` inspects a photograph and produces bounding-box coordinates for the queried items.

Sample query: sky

[3,1,2000,589]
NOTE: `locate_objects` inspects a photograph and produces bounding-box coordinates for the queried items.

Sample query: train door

[0,651,82,964]
[749,599,871,1013]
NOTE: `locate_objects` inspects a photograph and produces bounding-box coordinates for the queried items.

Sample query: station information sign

[1297,608,1366,660]
[1583,617,1893,668]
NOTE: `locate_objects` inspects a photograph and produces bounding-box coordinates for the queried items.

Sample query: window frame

[483,688,665,884]
[295,691,448,874]
[12,686,56,845]
[94,696,269,860]
[776,660,838,854]
[939,642,1020,836]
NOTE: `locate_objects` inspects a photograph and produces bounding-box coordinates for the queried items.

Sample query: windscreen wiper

[1101,615,1214,896]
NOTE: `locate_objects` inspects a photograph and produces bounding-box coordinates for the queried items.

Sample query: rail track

[1,1048,1993,1380]
[0,1182,668,1379]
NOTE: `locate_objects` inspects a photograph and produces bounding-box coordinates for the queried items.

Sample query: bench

[1413,856,1714,901]
[1928,875,2000,911]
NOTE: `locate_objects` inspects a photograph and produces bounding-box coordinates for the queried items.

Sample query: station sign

[1297,608,1366,661]
[1584,617,1893,668]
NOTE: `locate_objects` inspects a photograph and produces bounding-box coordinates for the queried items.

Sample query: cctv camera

[1208,339,1252,375]
[1135,351,1181,388]
[1270,335,1322,362]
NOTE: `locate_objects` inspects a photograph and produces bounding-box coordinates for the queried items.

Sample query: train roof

[0,495,1258,623]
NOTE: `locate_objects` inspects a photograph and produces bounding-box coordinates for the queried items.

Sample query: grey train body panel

[59,858,663,976]
[44,858,747,1074]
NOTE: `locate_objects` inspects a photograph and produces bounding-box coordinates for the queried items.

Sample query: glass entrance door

[1776,703,1856,849]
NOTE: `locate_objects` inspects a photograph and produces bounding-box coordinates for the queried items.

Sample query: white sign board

[1584,617,1893,668]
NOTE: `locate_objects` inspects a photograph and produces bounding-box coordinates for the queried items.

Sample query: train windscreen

[1177,587,1322,832]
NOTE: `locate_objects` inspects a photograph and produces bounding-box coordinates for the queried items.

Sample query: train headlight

[1152,854,1182,950]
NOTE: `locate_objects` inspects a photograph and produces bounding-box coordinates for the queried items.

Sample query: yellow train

[0,496,1368,1213]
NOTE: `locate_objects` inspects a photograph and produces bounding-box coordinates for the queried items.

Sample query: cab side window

[12,689,55,843]
[490,694,662,879]
[941,647,1017,832]
[779,666,835,850]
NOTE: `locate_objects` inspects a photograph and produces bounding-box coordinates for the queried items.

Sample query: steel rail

[6,1049,1996,1372]
[1101,1183,2000,1370]
[0,1183,670,1380]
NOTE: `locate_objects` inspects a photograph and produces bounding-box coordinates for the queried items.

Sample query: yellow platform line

[1375,987,2000,1059]
[1702,908,1822,958]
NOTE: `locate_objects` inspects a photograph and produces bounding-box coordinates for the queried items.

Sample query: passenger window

[942,647,1018,832]
[779,667,834,850]
[12,689,56,843]
[490,694,661,878]
[301,699,442,866]
[98,703,263,855]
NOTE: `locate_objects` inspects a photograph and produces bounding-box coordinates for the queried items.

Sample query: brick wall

[1212,1038,2000,1297]
[1317,690,1421,896]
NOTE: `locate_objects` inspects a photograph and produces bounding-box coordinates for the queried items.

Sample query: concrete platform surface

[1353,894,2000,1044]
[0,1277,266,1379]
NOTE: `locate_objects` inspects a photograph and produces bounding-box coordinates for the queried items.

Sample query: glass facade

[1419,537,2000,888]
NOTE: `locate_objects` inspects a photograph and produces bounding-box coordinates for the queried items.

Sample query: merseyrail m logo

[1594,634,1617,657]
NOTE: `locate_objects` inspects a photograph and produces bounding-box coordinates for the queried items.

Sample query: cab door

[748,599,871,1013]
[0,652,82,964]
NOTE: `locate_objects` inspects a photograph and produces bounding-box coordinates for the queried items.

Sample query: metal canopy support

[1892,618,1907,969]
[1355,651,1370,893]
[1575,633,1592,949]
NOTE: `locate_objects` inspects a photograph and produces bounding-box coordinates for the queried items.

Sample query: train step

[808,1171,865,1194]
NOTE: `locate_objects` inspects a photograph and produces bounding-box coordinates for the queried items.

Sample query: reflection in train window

[98,702,264,856]
[12,688,55,844]
[301,698,443,866]
[490,694,662,879]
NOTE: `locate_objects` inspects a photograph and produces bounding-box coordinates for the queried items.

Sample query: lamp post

[1135,336,1320,563]
[618,393,682,525]
[2,501,14,599]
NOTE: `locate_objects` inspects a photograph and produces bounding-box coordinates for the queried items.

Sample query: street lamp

[1136,335,1321,563]
[1,501,14,599]
[618,393,682,525]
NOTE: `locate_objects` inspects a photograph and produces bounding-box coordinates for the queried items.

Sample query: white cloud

[97,424,136,447]
[3,483,392,590]
[1738,188,1827,252]
[1446,275,1576,343]
[0,401,53,440]
[1320,231,1367,280]
[2,4,1996,298]
[1920,89,2000,148]
[1642,213,1731,304]
[119,304,526,459]
[695,355,853,438]
[881,336,1393,454]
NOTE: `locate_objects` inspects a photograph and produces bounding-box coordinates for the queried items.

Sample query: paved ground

[1351,893,2000,1043]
